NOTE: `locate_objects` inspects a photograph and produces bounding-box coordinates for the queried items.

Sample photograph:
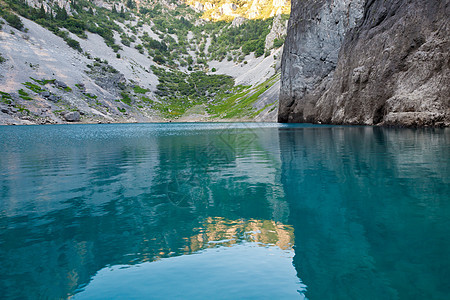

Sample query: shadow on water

[279,126,450,300]
[0,124,449,299]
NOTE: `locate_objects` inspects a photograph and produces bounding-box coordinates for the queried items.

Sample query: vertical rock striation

[279,0,450,126]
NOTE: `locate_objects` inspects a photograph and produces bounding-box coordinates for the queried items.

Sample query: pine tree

[38,5,46,19]
[126,0,135,9]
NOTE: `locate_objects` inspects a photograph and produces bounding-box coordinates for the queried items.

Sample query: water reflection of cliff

[279,126,450,300]
[188,217,294,252]
[1,124,448,300]
[0,124,292,299]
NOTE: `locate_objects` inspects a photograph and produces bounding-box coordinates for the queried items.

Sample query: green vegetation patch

[207,74,280,119]
[0,91,13,104]
[2,0,127,51]
[0,10,24,31]
[150,66,234,118]
[18,89,33,100]
[120,92,132,105]
[152,66,234,98]
[133,85,149,94]
[85,93,97,99]
[22,82,45,93]
[205,18,274,61]
[273,37,285,49]
[30,77,55,85]
[15,104,30,114]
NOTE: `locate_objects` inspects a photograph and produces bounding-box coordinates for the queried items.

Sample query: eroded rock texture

[279,0,450,126]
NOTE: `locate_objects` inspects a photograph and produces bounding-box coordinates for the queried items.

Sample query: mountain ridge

[0,0,289,124]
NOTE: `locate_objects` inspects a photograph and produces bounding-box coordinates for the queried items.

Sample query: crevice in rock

[373,103,386,124]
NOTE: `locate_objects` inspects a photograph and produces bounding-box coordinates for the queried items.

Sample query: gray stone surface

[253,79,280,122]
[63,111,80,122]
[279,0,364,122]
[1,106,9,114]
[48,95,59,102]
[264,14,287,50]
[55,80,68,89]
[40,91,50,98]
[279,0,450,127]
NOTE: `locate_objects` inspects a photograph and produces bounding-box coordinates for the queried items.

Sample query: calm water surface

[0,123,449,299]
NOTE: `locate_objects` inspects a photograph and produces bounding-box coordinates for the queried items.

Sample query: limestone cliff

[279,0,450,126]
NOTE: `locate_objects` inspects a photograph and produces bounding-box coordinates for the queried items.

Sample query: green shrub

[0,91,12,104]
[30,77,55,85]
[18,89,28,96]
[133,86,148,94]
[22,82,45,93]
[273,37,285,49]
[3,13,24,31]
[120,92,132,105]
[19,89,33,100]
[66,38,82,52]
[111,44,122,53]
[121,38,130,47]
[86,93,97,99]
[153,54,165,64]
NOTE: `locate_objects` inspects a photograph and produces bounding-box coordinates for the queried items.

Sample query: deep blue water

[0,123,449,299]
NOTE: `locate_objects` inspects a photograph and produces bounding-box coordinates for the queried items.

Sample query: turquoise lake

[0,123,449,299]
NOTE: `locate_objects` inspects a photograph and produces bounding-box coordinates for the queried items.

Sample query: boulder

[63,111,80,122]
[40,91,51,98]
[55,80,68,89]
[48,95,59,102]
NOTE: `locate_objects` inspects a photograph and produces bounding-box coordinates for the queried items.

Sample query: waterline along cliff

[279,0,450,126]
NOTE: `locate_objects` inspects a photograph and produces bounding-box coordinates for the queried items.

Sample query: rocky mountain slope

[279,0,450,127]
[187,0,290,21]
[0,0,288,124]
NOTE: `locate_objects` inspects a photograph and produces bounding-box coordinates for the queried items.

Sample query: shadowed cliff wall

[279,0,450,126]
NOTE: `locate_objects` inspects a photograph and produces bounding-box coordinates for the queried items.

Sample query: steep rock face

[279,0,450,126]
[264,13,287,50]
[278,0,365,122]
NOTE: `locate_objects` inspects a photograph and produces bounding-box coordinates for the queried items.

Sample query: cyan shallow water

[0,123,449,299]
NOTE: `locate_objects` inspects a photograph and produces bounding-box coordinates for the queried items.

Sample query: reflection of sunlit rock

[188,217,294,251]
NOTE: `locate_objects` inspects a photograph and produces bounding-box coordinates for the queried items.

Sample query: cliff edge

[279,0,450,126]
